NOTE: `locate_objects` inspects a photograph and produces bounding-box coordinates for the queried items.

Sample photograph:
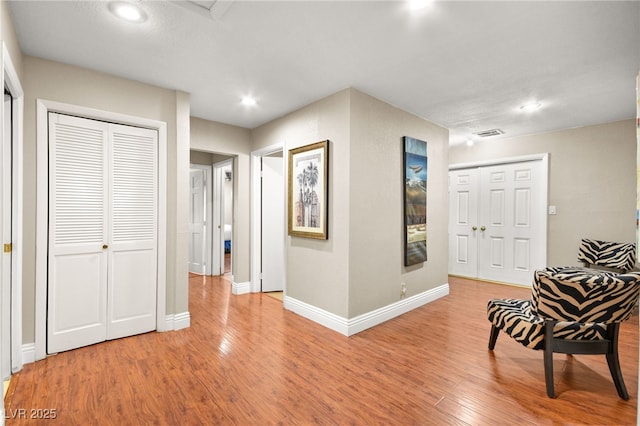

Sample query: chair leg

[488,325,500,350]
[544,320,556,398]
[605,324,629,400]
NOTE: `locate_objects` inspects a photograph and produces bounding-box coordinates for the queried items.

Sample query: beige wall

[348,90,449,317]
[22,56,190,343]
[252,89,351,316]
[190,117,252,284]
[251,88,449,319]
[190,150,213,165]
[449,120,637,266]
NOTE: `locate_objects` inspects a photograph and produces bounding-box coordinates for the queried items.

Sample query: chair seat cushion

[487,298,607,350]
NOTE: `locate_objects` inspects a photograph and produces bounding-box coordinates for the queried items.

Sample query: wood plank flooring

[5,275,638,425]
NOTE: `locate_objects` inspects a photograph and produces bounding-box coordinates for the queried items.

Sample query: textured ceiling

[8,1,640,145]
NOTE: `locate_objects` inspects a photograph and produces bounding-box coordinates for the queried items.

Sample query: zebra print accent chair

[577,238,636,273]
[487,266,640,399]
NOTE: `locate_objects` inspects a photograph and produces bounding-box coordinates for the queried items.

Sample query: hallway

[4,275,638,424]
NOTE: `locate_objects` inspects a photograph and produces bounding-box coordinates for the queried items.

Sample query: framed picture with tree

[288,140,329,239]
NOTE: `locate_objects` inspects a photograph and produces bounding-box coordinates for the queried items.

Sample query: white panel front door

[448,160,546,286]
[448,169,479,278]
[189,168,206,274]
[261,155,284,292]
[48,113,157,353]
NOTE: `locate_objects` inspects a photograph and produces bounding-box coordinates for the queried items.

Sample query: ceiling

[8,1,640,145]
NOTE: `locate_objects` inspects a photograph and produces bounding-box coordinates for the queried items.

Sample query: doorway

[250,144,285,295]
[261,151,284,293]
[213,159,233,277]
[189,164,212,275]
[448,155,548,286]
[1,90,13,380]
[0,48,24,375]
[35,100,168,361]
[189,150,234,277]
[46,113,159,354]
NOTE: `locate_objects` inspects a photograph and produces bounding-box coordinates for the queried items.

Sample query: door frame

[449,152,549,283]
[189,164,213,275]
[250,143,285,294]
[35,99,167,361]
[212,159,232,276]
[1,43,24,373]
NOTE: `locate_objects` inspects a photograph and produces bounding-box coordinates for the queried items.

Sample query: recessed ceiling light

[108,2,148,23]
[466,139,474,147]
[241,96,257,107]
[519,102,542,112]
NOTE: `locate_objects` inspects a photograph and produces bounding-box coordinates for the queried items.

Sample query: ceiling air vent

[171,0,234,20]
[473,129,504,138]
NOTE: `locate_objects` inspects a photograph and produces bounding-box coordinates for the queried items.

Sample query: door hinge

[259,272,263,280]
[3,243,11,253]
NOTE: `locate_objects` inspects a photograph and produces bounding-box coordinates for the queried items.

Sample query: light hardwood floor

[5,275,638,425]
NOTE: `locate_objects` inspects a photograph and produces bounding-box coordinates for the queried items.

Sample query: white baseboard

[232,280,252,295]
[164,312,191,331]
[284,283,450,336]
[20,313,191,367]
[22,343,35,365]
[284,297,350,335]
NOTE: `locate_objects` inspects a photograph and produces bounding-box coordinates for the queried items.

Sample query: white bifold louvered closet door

[47,113,158,354]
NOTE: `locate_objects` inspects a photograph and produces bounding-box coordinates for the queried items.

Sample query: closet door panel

[47,113,109,353]
[107,125,158,339]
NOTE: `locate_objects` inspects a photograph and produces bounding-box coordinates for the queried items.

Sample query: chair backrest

[531,266,640,323]
[577,238,636,272]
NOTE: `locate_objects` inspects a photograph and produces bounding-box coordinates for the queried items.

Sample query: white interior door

[0,92,12,380]
[212,160,232,276]
[261,154,284,292]
[477,162,545,285]
[107,124,158,340]
[448,169,479,278]
[189,167,206,274]
[48,114,109,353]
[448,159,546,286]
[47,113,157,353]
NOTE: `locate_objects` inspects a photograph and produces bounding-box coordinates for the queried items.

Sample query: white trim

[2,44,24,374]
[35,99,168,359]
[250,142,285,294]
[232,280,251,295]
[164,312,191,331]
[21,343,35,365]
[284,283,450,336]
[0,44,23,375]
[449,153,548,170]
[212,159,232,276]
[188,164,212,275]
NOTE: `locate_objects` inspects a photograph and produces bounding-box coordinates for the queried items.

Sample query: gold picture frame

[288,140,329,239]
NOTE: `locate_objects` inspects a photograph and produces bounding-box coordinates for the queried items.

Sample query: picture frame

[403,136,428,266]
[288,140,329,239]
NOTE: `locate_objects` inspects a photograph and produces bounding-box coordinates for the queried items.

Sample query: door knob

[472,226,477,231]
[102,244,108,249]
[480,226,486,232]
